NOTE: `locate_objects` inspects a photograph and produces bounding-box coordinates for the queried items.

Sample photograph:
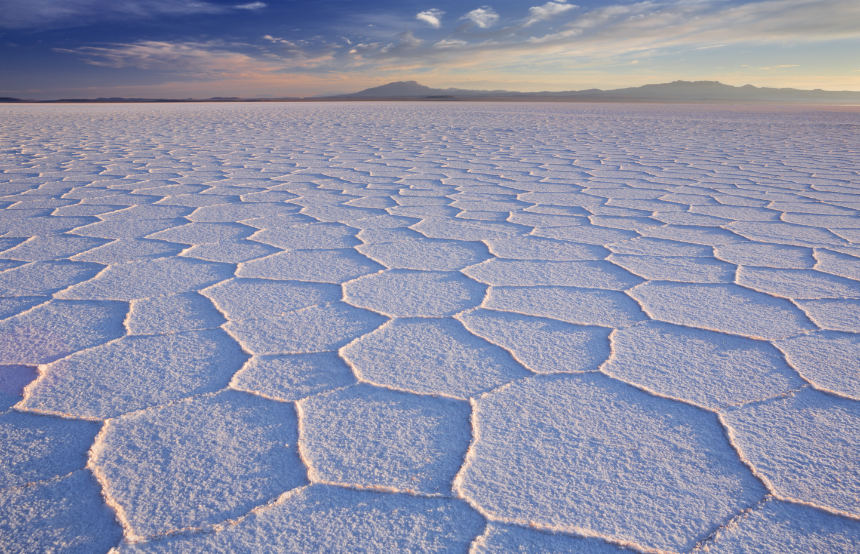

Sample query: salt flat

[0,102,858,552]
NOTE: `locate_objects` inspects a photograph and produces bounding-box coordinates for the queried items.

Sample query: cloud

[464,7,500,28]
[55,41,280,77]
[397,31,424,48]
[416,9,444,28]
[263,34,297,47]
[1,0,230,29]
[760,64,800,70]
[380,32,424,54]
[525,1,576,26]
[434,39,468,49]
[234,2,266,10]
[525,0,860,49]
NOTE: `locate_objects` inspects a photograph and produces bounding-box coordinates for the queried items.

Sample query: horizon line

[4,79,860,104]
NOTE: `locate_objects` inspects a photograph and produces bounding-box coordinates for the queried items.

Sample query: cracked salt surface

[0,102,858,552]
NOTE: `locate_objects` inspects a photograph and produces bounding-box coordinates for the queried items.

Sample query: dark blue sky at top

[3,1,625,51]
[1,0,857,98]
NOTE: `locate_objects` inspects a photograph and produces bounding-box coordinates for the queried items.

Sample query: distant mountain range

[330,80,860,104]
[3,81,859,104]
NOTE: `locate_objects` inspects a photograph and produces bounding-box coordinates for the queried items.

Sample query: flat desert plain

[0,102,858,552]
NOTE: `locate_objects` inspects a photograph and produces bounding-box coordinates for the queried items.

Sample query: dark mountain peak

[347,81,441,98]
[640,80,732,89]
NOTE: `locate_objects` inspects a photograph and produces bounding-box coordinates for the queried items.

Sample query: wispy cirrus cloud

[463,7,500,29]
[234,2,266,10]
[523,0,860,50]
[262,35,297,47]
[434,38,468,49]
[525,1,576,27]
[416,9,444,28]
[57,36,345,77]
[54,41,273,75]
[1,0,264,29]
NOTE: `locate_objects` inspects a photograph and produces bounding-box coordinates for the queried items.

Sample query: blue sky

[1,0,858,99]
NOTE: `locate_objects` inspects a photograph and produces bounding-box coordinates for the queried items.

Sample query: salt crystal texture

[0,102,857,551]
